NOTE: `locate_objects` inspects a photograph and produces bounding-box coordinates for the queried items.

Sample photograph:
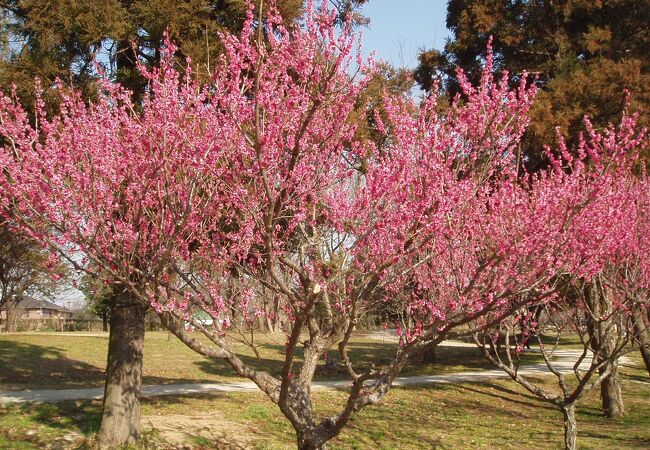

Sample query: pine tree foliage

[414,0,650,169]
[0,0,310,105]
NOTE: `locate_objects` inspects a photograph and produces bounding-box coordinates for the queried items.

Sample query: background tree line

[414,0,649,171]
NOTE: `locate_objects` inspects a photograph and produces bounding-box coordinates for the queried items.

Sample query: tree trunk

[5,306,16,332]
[273,294,280,332]
[421,344,437,364]
[297,441,325,450]
[5,301,19,332]
[562,404,577,450]
[600,360,624,418]
[97,293,145,449]
[584,279,624,418]
[297,429,327,450]
[632,307,650,377]
[102,310,108,332]
[266,315,274,333]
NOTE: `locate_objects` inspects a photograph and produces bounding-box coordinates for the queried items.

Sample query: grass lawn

[0,331,542,390]
[0,358,648,449]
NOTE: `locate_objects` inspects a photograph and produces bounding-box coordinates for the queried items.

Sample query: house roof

[13,296,72,312]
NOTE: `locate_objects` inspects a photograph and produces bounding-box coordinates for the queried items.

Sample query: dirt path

[1,343,628,405]
[144,413,255,449]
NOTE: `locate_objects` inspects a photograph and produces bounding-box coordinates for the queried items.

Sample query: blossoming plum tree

[472,113,649,450]
[0,46,229,446]
[1,2,646,449]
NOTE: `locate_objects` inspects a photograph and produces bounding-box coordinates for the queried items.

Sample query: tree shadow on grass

[621,371,650,384]
[451,380,555,411]
[0,400,102,449]
[440,379,650,448]
[579,428,650,448]
[0,335,550,393]
[0,338,252,389]
[0,340,105,388]
[192,342,291,380]
[30,400,102,435]
[192,341,505,382]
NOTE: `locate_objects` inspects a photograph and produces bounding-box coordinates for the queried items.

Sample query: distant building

[0,296,74,321]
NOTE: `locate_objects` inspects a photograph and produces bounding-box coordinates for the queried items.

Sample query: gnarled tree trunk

[585,278,624,418]
[102,310,109,332]
[632,306,650,377]
[297,431,327,450]
[421,343,437,364]
[97,291,145,449]
[600,360,624,418]
[4,301,19,332]
[562,404,577,450]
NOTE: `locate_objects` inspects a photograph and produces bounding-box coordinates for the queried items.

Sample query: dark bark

[594,335,625,418]
[584,279,624,418]
[102,310,108,332]
[97,292,145,449]
[296,423,323,450]
[420,344,437,363]
[4,302,17,332]
[297,434,326,450]
[632,307,650,377]
[291,389,336,450]
[562,404,577,450]
[600,361,624,418]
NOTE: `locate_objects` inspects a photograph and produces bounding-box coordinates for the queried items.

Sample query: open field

[0,358,648,449]
[1,332,647,449]
[0,331,543,390]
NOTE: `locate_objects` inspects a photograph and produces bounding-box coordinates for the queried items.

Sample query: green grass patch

[0,331,541,390]
[2,359,648,449]
[242,404,272,420]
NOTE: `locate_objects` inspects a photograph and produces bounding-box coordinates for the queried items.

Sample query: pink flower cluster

[0,0,647,340]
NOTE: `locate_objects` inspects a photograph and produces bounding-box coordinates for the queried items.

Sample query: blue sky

[359,1,449,69]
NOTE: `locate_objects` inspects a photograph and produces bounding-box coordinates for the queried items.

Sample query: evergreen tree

[0,0,307,105]
[414,0,650,170]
